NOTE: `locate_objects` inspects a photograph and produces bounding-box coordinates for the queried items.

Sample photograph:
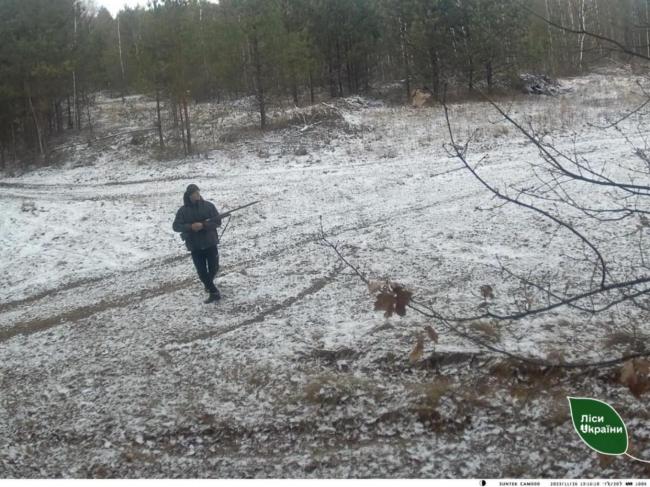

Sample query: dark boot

[204,289,221,304]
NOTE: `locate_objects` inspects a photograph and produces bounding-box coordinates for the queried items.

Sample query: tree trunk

[66,95,73,129]
[84,91,93,136]
[559,4,570,68]
[399,16,411,101]
[486,61,493,90]
[171,98,178,128]
[27,89,45,160]
[646,0,650,58]
[336,40,343,97]
[309,70,315,104]
[178,97,187,154]
[355,61,361,93]
[429,48,440,96]
[199,5,212,100]
[345,38,354,94]
[567,0,578,67]
[156,88,164,149]
[251,32,266,129]
[11,122,17,163]
[47,106,54,134]
[364,59,370,92]
[117,15,126,99]
[545,0,554,71]
[55,100,63,134]
[73,71,80,130]
[241,46,249,94]
[73,5,79,130]
[578,0,586,72]
[346,61,353,94]
[328,58,337,98]
[182,95,192,155]
[462,22,474,91]
[592,0,603,59]
[291,73,299,105]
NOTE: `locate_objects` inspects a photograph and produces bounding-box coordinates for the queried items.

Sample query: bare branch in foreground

[319,222,650,370]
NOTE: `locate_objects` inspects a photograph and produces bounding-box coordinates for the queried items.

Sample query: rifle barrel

[220,200,260,219]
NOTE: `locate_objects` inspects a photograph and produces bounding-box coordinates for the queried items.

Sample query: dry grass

[406,377,452,409]
[603,330,648,351]
[470,321,501,342]
[303,373,384,406]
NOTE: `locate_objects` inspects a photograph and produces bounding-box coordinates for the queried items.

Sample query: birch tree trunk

[578,0,586,72]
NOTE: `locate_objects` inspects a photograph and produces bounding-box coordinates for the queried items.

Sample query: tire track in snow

[0,155,450,191]
[0,189,478,343]
[0,254,184,314]
[0,159,477,315]
[0,278,193,343]
[166,264,344,347]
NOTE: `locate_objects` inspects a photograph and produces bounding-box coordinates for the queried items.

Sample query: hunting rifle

[218,200,260,219]
[180,200,260,243]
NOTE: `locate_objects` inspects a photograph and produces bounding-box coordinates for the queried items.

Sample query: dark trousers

[191,245,219,294]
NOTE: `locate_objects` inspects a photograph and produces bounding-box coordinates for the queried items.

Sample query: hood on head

[184,184,201,206]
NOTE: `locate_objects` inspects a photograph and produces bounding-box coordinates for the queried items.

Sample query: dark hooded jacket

[173,193,221,251]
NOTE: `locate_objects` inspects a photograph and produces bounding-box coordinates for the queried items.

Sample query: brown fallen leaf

[620,359,650,398]
[597,452,615,468]
[546,350,565,364]
[409,335,425,364]
[635,359,650,375]
[393,284,413,317]
[374,292,395,318]
[425,325,439,343]
[620,360,637,388]
[641,215,650,227]
[480,285,494,300]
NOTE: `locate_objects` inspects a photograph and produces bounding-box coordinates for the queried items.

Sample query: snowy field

[2,67,650,477]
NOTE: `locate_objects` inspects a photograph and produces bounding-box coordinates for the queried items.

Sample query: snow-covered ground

[2,68,650,477]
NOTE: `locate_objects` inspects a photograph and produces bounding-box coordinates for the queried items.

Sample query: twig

[442,101,610,289]
[319,222,650,370]
[219,215,232,242]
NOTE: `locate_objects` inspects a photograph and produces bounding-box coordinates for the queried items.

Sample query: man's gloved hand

[191,222,204,231]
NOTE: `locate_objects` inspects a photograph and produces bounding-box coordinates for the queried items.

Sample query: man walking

[173,184,222,303]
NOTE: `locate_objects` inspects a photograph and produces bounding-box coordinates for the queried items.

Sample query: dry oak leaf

[409,335,425,364]
[374,292,396,318]
[620,360,637,387]
[620,359,650,398]
[392,284,413,317]
[425,325,439,343]
[373,283,413,318]
[480,285,494,300]
[640,215,650,227]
